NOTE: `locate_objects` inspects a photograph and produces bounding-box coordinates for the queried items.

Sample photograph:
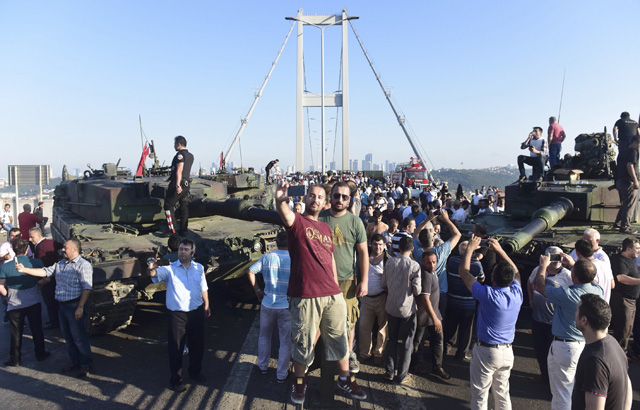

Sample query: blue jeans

[549,143,561,168]
[258,305,292,380]
[59,301,92,367]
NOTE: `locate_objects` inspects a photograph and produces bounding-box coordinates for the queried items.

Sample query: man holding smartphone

[527,247,572,385]
[276,182,366,405]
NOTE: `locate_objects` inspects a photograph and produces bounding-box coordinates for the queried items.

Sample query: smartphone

[433,209,441,216]
[287,185,307,197]
[479,239,489,247]
[549,253,562,262]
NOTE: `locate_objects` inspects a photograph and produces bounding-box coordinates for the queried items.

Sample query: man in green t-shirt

[0,238,48,366]
[319,181,369,373]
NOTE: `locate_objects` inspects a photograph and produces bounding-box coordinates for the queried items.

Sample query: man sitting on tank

[517,126,547,183]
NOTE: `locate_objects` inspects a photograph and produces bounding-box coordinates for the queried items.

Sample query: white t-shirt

[529,138,546,157]
[452,208,466,223]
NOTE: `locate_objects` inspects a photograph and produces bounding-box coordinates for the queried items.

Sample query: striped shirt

[447,256,485,310]
[391,231,412,255]
[44,255,93,302]
[249,249,291,309]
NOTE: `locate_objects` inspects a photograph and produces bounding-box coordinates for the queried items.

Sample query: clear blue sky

[1,1,639,177]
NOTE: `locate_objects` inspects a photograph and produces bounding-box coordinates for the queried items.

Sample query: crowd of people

[248,173,636,409]
[2,122,640,408]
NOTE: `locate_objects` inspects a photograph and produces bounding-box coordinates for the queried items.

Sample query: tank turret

[465,128,636,283]
[51,162,281,334]
[501,197,573,254]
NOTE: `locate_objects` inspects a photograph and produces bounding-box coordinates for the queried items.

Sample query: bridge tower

[289,9,353,173]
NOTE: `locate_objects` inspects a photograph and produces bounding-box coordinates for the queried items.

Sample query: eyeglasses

[332,193,350,201]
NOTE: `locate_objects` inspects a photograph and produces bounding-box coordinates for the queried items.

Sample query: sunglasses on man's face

[333,193,350,201]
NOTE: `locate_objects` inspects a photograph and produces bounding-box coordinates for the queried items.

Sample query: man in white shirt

[517,126,547,182]
[451,200,467,224]
[568,239,614,303]
[148,239,210,392]
[569,229,611,267]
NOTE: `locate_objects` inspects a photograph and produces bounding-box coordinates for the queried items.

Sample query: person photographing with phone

[517,126,547,183]
[526,247,572,386]
[147,238,209,392]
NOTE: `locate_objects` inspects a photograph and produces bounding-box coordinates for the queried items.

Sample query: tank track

[88,278,138,335]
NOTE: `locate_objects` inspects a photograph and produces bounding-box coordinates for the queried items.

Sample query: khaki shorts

[339,278,360,331]
[289,295,349,366]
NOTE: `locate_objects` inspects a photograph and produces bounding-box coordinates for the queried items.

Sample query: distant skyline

[2,1,639,178]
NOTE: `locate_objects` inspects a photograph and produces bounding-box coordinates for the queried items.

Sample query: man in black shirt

[572,294,631,410]
[613,135,640,234]
[265,159,278,184]
[610,238,640,357]
[613,111,639,149]
[164,136,194,235]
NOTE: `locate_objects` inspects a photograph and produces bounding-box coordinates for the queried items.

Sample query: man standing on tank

[613,111,639,149]
[164,136,194,235]
[547,116,566,169]
[613,135,640,234]
[265,159,279,184]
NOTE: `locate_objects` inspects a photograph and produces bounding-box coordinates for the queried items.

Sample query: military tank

[464,128,636,280]
[51,160,282,335]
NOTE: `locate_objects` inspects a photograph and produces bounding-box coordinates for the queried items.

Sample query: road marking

[214,313,260,409]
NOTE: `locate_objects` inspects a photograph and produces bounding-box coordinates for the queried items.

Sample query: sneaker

[77,366,91,378]
[383,372,394,381]
[291,377,307,405]
[277,372,288,383]
[518,176,526,183]
[4,360,20,367]
[397,373,413,385]
[349,351,360,374]
[431,367,450,380]
[337,375,367,400]
[620,227,638,235]
[171,382,187,393]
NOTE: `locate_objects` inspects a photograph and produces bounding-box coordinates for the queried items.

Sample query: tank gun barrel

[501,197,573,254]
[189,197,283,226]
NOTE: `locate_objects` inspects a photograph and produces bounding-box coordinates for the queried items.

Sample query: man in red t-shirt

[547,116,566,169]
[276,182,367,405]
[18,204,41,240]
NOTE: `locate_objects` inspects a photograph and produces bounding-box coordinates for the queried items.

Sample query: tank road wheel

[88,278,138,335]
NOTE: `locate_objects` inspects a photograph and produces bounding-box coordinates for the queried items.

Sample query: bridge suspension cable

[221,21,295,170]
[348,19,435,180]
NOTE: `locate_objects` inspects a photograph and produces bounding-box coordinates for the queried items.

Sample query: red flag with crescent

[136,142,150,176]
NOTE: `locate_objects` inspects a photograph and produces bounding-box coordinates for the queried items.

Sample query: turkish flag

[136,142,150,176]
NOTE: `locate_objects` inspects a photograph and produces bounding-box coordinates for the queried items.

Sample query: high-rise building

[329,161,336,171]
[352,159,359,172]
[349,159,353,171]
[363,153,373,171]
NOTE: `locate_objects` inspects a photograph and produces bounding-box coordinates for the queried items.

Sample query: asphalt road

[1,289,639,410]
